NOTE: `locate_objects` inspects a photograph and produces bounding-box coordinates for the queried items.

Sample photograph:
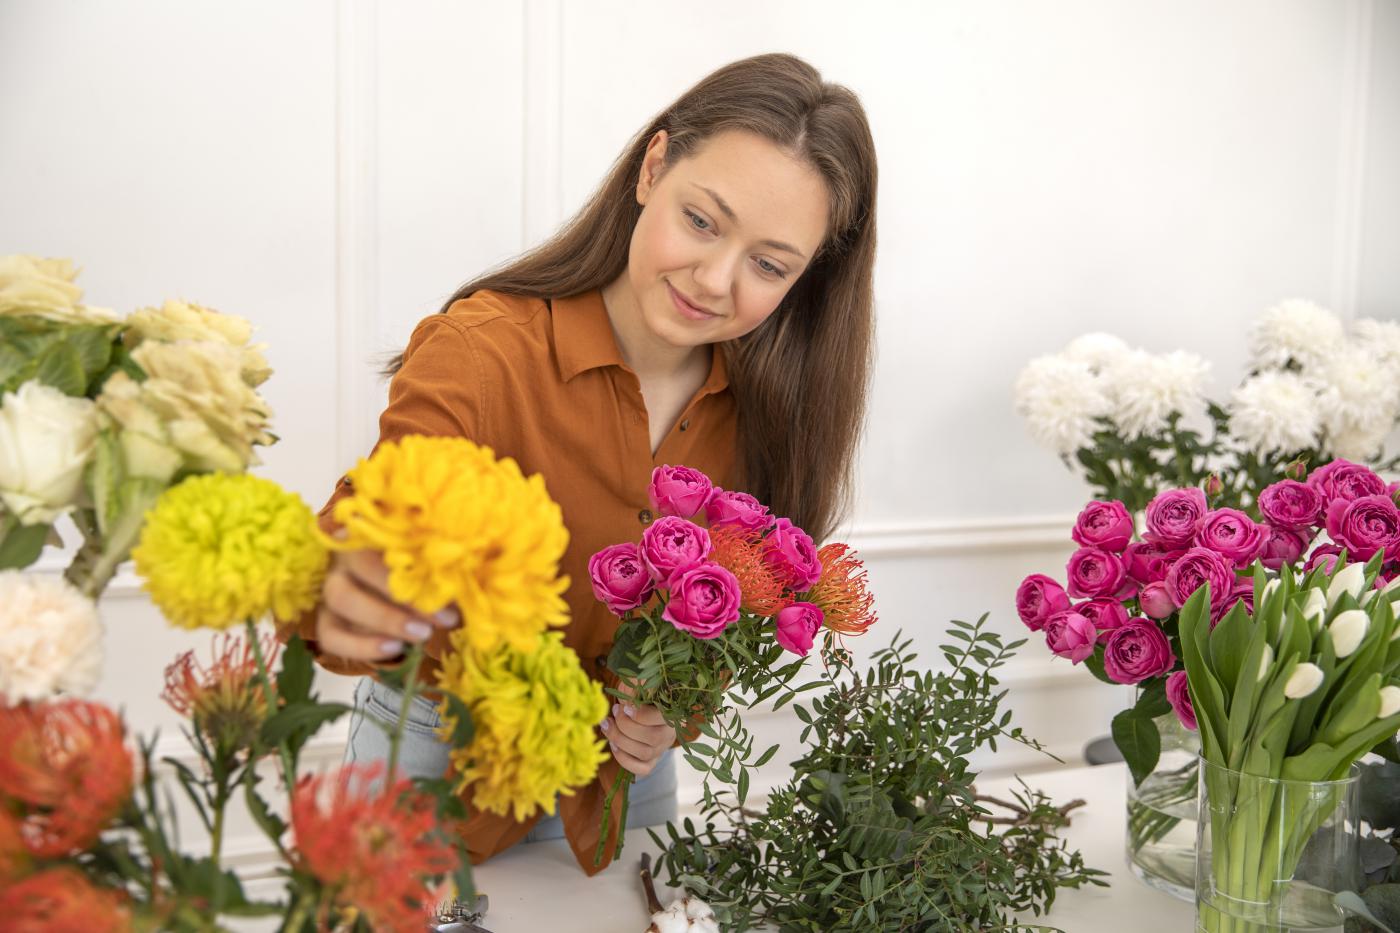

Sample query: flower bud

[1301,588,1326,624]
[1259,643,1275,681]
[1203,474,1224,499]
[1284,458,1309,482]
[1329,609,1369,658]
[1284,662,1325,699]
[1380,686,1400,720]
[1328,563,1366,609]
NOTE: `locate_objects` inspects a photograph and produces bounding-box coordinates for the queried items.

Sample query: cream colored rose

[0,381,99,524]
[0,254,119,325]
[97,339,274,480]
[125,299,271,387]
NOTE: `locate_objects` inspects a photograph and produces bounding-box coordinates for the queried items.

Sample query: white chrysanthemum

[0,571,103,701]
[1352,318,1400,374]
[1013,355,1111,455]
[1228,371,1323,455]
[1061,333,1131,375]
[1103,349,1211,439]
[1328,422,1391,461]
[1248,299,1345,372]
[1315,344,1400,450]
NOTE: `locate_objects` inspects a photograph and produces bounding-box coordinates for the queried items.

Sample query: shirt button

[638,508,653,525]
[679,419,690,432]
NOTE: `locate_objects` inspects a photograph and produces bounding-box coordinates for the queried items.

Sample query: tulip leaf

[1112,708,1161,786]
[1336,889,1400,933]
[1212,601,1253,693]
[0,520,48,570]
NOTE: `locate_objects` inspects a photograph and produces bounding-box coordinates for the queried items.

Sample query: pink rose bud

[648,465,715,519]
[1325,495,1400,562]
[1066,547,1130,599]
[662,562,742,639]
[1103,618,1176,685]
[1044,610,1097,664]
[762,517,823,592]
[1144,488,1209,549]
[1072,500,1134,553]
[1166,670,1196,731]
[1139,582,1175,620]
[1195,508,1268,568]
[774,601,823,656]
[1257,480,1323,532]
[1015,574,1072,632]
[1308,459,1387,506]
[588,542,655,616]
[641,516,713,585]
[705,489,773,534]
[1203,474,1224,499]
[1284,458,1309,482]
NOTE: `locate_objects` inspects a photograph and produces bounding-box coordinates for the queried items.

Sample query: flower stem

[595,768,633,866]
[246,619,296,789]
[386,642,425,787]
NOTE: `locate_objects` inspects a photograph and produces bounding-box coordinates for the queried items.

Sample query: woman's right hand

[314,549,460,662]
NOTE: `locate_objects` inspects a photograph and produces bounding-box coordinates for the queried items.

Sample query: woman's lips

[667,282,717,322]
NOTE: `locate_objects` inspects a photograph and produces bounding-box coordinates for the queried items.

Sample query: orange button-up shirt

[279,287,737,874]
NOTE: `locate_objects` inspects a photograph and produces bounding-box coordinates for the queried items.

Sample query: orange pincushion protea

[162,631,280,753]
[291,763,458,933]
[0,700,134,858]
[807,543,877,635]
[709,526,787,615]
[0,808,27,882]
[0,866,132,933]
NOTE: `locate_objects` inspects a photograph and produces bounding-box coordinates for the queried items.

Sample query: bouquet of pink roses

[588,465,877,864]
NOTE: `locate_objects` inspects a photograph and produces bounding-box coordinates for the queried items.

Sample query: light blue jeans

[344,677,677,842]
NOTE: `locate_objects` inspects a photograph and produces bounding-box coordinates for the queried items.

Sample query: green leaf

[0,520,48,569]
[1082,650,1118,685]
[1112,709,1161,786]
[259,702,352,746]
[277,635,314,706]
[1134,678,1172,719]
[442,692,475,747]
[32,341,85,395]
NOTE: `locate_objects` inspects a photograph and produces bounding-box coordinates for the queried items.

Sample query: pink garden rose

[1015,574,1072,632]
[1307,544,1344,575]
[648,465,715,518]
[705,489,772,534]
[1044,610,1097,664]
[1076,598,1130,642]
[662,562,742,639]
[762,517,823,591]
[1212,579,1255,626]
[1260,525,1311,570]
[1138,582,1175,620]
[588,542,655,615]
[1066,547,1130,599]
[1144,488,1209,549]
[641,516,713,585]
[1257,480,1323,531]
[1325,495,1400,563]
[1072,500,1134,553]
[1309,459,1387,506]
[774,601,823,656]
[1123,542,1186,586]
[1164,546,1236,610]
[1103,619,1176,685]
[1166,670,1196,731]
[1195,509,1268,568]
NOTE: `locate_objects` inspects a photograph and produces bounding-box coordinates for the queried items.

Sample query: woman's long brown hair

[386,53,877,543]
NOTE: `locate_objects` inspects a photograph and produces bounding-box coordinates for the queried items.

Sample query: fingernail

[380,639,404,656]
[623,704,636,718]
[434,608,459,628]
[612,704,621,719]
[600,718,611,733]
[405,620,432,642]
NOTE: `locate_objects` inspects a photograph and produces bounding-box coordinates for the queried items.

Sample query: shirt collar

[550,289,730,395]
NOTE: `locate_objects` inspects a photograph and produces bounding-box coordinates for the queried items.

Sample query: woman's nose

[693,250,739,298]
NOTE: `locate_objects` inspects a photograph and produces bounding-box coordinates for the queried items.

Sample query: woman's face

[624,129,830,348]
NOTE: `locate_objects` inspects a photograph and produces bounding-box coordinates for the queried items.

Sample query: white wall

[3,0,1397,879]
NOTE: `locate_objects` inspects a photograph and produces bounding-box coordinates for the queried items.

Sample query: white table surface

[467,761,1195,932]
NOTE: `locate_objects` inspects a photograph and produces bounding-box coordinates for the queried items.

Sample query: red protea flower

[807,543,877,635]
[0,808,28,882]
[0,700,134,858]
[163,631,280,754]
[709,526,787,615]
[291,763,459,933]
[0,866,133,932]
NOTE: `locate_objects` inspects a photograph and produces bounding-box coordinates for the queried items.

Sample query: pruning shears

[430,893,494,933]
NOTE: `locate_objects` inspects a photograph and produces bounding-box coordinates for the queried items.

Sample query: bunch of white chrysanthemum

[0,571,104,702]
[1314,343,1400,460]
[1012,355,1111,455]
[1227,370,1324,456]
[1102,349,1211,439]
[1247,299,1346,372]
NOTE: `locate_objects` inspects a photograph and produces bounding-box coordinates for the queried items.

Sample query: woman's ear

[636,130,669,206]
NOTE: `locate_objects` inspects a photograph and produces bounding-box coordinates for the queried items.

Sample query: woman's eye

[682,209,711,232]
[756,258,786,279]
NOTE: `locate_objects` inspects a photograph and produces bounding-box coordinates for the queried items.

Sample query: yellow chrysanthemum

[133,473,329,629]
[438,631,609,821]
[326,435,570,654]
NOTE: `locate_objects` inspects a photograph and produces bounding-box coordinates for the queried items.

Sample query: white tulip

[1259,644,1275,681]
[1328,564,1366,608]
[1385,576,1400,596]
[1284,662,1325,699]
[1301,588,1327,624]
[1329,610,1369,658]
[1380,686,1400,720]
[1262,579,1281,601]
[0,381,98,525]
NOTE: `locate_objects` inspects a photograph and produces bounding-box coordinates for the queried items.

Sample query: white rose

[125,299,271,387]
[0,381,99,524]
[0,254,119,325]
[0,570,103,702]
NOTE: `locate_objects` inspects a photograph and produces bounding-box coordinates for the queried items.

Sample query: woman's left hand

[600,681,676,778]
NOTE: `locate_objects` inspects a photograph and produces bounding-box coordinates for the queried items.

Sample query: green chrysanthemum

[132,473,328,629]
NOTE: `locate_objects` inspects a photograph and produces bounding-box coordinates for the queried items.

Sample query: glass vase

[1195,757,1361,933]
[1126,706,1201,901]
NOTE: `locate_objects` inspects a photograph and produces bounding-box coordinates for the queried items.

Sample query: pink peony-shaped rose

[1016,574,1072,632]
[1309,459,1387,506]
[1066,547,1130,599]
[1144,488,1209,548]
[663,562,741,639]
[1138,582,1175,620]
[1164,546,1236,610]
[588,542,655,615]
[762,517,823,591]
[1076,598,1130,642]
[641,516,713,585]
[1044,610,1097,663]
[1195,509,1268,568]
[1123,542,1186,586]
[1211,579,1255,627]
[1166,670,1196,731]
[1257,480,1323,531]
[774,601,823,656]
[1103,619,1175,684]
[1260,525,1311,570]
[1072,500,1134,553]
[705,489,772,534]
[648,465,715,519]
[1325,495,1400,563]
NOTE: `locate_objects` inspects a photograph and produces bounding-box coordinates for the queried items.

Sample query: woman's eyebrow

[693,183,808,260]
